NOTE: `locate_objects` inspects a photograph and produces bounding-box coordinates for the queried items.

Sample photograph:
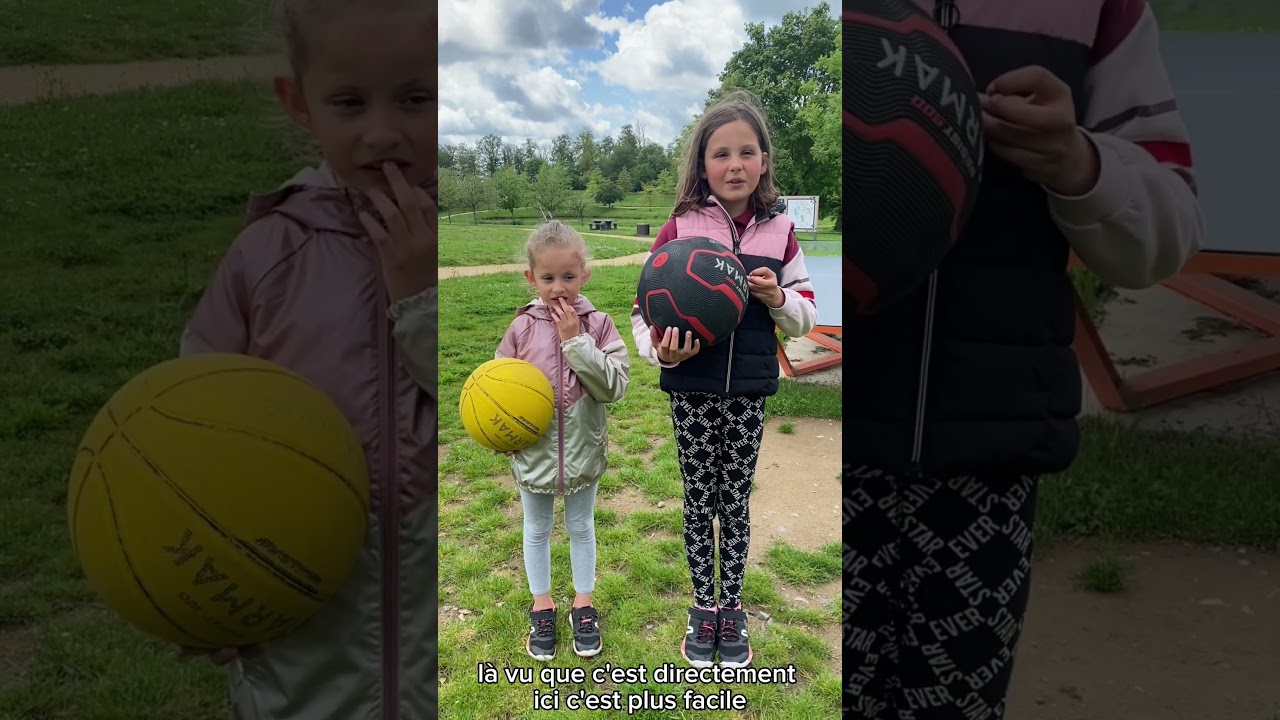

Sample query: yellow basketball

[459,358,555,452]
[67,353,370,650]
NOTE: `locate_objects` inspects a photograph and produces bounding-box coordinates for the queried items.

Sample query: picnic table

[1072,32,1280,411]
[777,255,842,377]
[589,219,617,230]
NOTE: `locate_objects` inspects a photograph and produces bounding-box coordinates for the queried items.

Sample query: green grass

[1073,551,1131,594]
[1070,268,1116,320]
[0,81,309,718]
[438,223,651,267]
[441,199,842,267]
[1039,416,1280,550]
[437,227,838,271]
[1151,0,1280,31]
[448,201,843,244]
[0,0,278,66]
[437,270,842,718]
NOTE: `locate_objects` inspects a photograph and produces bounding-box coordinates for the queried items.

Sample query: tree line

[438,3,840,229]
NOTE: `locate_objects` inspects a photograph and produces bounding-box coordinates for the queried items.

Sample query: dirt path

[1008,541,1280,719]
[0,55,280,105]
[747,417,843,667]
[601,417,843,671]
[440,251,650,279]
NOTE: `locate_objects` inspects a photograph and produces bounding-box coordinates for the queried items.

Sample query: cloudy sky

[439,0,834,150]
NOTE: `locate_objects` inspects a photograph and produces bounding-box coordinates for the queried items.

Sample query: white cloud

[587,0,746,94]
[438,0,601,64]
[438,58,610,146]
[438,0,817,149]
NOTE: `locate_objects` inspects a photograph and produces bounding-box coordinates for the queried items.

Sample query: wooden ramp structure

[1073,31,1280,411]
[778,254,842,377]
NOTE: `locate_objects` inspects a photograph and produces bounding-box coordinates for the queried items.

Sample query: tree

[524,156,547,182]
[477,134,503,176]
[457,172,495,224]
[703,3,838,198]
[452,143,479,176]
[633,142,670,188]
[492,166,528,222]
[551,134,576,172]
[615,169,634,196]
[501,142,523,175]
[603,125,637,180]
[797,32,841,229]
[565,192,593,226]
[593,178,623,208]
[438,144,457,173]
[641,180,661,209]
[438,167,460,224]
[584,168,606,203]
[533,165,571,217]
[656,168,677,196]
[437,124,678,198]
[575,130,599,189]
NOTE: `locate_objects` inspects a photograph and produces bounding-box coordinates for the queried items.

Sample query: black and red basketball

[845,0,985,315]
[636,237,750,346]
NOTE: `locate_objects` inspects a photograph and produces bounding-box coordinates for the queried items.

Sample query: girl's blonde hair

[278,0,426,77]
[671,89,780,219]
[524,220,591,271]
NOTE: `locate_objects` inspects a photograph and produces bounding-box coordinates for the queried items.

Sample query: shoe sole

[680,638,715,668]
[718,647,753,668]
[574,640,602,657]
[526,637,555,662]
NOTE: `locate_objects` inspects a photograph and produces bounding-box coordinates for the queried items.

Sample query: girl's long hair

[671,89,780,219]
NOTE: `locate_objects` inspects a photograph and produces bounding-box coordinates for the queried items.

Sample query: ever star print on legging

[671,392,766,609]
[844,467,1038,720]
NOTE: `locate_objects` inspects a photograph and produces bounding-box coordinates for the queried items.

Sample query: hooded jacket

[180,163,438,720]
[496,295,630,495]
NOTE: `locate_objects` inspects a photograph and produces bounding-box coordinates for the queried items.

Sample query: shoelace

[577,615,596,634]
[696,619,717,644]
[720,618,739,642]
[533,617,555,637]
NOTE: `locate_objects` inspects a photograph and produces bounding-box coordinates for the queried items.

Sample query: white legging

[520,483,598,596]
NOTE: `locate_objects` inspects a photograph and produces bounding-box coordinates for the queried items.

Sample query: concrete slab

[779,334,842,387]
[1080,281,1280,439]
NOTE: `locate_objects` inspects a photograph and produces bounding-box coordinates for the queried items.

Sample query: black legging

[671,392,766,609]
[844,466,1038,719]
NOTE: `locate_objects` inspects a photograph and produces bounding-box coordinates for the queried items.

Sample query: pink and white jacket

[180,163,437,720]
[496,295,630,496]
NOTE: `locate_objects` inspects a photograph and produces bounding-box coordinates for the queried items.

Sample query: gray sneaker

[526,607,557,661]
[681,607,718,668]
[570,606,602,657]
[717,606,752,668]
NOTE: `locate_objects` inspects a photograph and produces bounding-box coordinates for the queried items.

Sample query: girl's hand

[176,644,265,666]
[980,65,1100,196]
[551,297,581,343]
[650,326,701,363]
[747,268,785,308]
[359,163,438,303]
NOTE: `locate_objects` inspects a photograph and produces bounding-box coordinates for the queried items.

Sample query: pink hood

[183,162,437,516]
